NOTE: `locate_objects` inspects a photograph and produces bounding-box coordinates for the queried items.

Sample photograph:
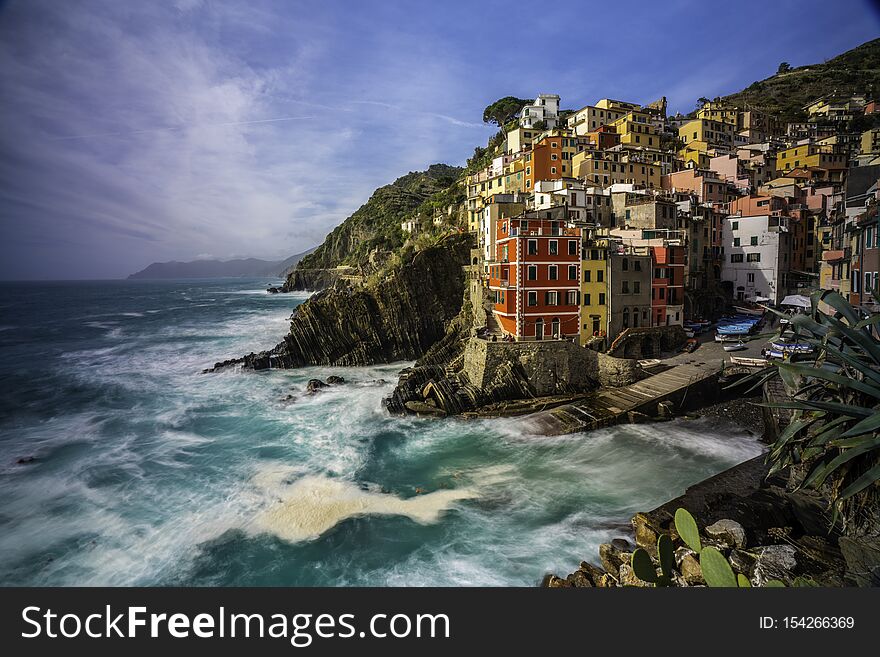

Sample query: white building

[721,214,792,303]
[401,217,422,235]
[519,94,560,130]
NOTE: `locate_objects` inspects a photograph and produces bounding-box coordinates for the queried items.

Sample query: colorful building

[489,216,582,340]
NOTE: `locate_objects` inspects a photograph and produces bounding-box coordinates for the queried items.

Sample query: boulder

[566,570,593,587]
[16,456,37,465]
[679,552,704,585]
[751,545,797,586]
[599,543,628,575]
[728,548,756,576]
[705,519,747,549]
[306,379,328,393]
[326,375,346,385]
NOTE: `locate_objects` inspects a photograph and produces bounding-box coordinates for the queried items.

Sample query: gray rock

[599,543,628,575]
[326,375,346,385]
[751,545,797,586]
[728,548,756,575]
[705,519,747,549]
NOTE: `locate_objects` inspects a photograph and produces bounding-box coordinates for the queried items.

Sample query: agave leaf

[799,399,872,418]
[737,573,751,588]
[817,290,861,326]
[674,508,701,552]
[771,416,819,457]
[801,457,831,489]
[837,410,880,439]
[839,462,880,500]
[807,415,854,447]
[808,436,880,489]
[763,580,786,587]
[855,314,880,330]
[818,342,880,387]
[699,547,737,587]
[777,362,880,400]
[824,315,880,365]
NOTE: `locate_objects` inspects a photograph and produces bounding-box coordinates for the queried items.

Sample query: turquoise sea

[0,279,763,586]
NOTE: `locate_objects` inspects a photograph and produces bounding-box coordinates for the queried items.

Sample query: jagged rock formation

[282,164,463,292]
[212,233,472,370]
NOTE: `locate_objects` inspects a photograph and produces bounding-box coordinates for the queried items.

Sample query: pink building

[662,168,735,204]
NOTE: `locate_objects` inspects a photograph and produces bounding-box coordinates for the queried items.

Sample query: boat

[723,341,747,352]
[729,355,769,367]
[769,340,814,355]
[682,338,699,353]
[715,333,744,342]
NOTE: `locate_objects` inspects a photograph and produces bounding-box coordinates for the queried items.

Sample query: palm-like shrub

[738,289,880,530]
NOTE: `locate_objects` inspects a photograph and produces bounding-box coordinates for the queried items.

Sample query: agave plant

[734,288,880,528]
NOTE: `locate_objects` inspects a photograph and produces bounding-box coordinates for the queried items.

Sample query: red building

[489,216,581,340]
[650,244,686,326]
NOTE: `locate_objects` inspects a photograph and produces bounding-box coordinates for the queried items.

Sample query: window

[634,260,641,271]
[584,270,591,282]
[747,253,761,262]
[750,236,758,246]
[528,265,537,280]
[545,291,558,305]
[731,254,744,263]
[866,271,872,293]
[622,258,629,271]
[734,237,741,247]
[527,291,537,306]
[568,240,577,255]
[549,265,558,280]
[566,290,578,305]
[633,281,641,294]
[747,273,755,283]
[549,240,558,255]
[598,293,606,305]
[622,281,630,293]
[551,153,558,161]
[568,265,577,280]
[528,240,538,255]
[584,293,591,306]
[596,269,604,283]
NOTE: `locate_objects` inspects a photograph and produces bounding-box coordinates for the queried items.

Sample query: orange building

[488,216,581,340]
[524,133,578,191]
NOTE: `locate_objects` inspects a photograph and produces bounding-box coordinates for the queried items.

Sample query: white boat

[723,342,747,352]
[729,355,769,367]
[714,333,742,343]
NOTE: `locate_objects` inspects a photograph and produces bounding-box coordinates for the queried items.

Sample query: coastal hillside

[719,37,880,121]
[128,247,316,280]
[284,164,463,290]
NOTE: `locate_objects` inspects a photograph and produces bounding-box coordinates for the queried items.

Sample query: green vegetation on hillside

[482,96,531,127]
[295,163,462,272]
[721,38,880,121]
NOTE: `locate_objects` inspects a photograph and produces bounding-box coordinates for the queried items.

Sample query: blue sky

[1,0,878,279]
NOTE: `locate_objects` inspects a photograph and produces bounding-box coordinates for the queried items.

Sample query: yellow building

[681,145,712,169]
[580,235,610,345]
[775,144,848,173]
[567,100,640,135]
[696,101,738,125]
[678,118,735,151]
[609,109,660,148]
[862,127,880,155]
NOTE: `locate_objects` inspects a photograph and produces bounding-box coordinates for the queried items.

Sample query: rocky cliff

[216,233,472,370]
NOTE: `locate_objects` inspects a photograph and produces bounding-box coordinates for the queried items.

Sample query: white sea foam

[249,469,477,543]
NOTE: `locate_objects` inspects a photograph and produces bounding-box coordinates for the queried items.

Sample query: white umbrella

[780,294,811,309]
